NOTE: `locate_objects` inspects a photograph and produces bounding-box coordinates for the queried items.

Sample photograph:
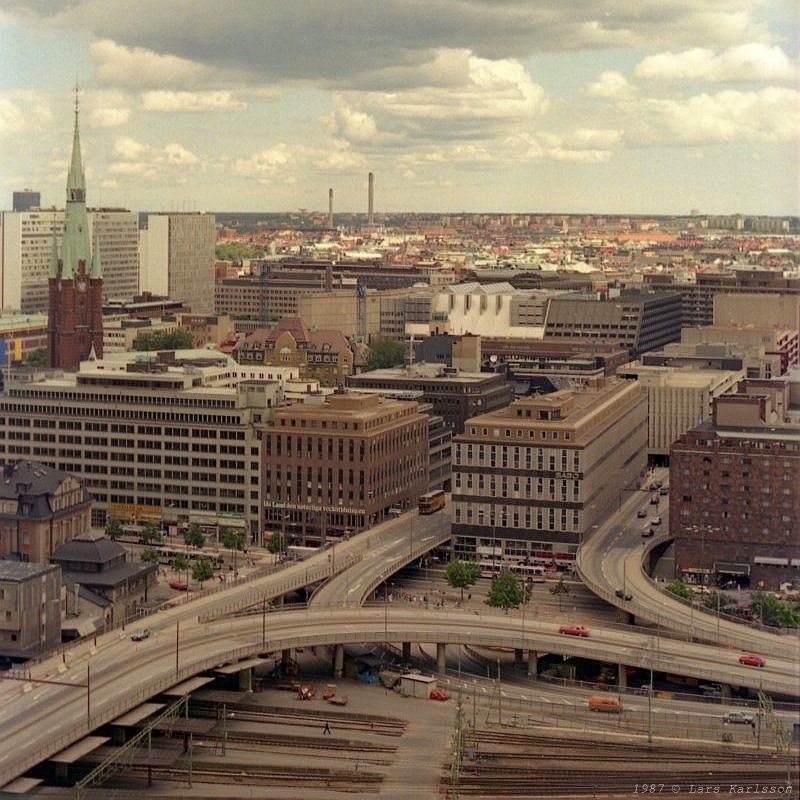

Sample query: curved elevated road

[576,470,797,660]
[1,603,798,788]
[1,503,798,787]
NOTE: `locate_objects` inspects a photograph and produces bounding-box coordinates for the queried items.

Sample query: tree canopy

[222,530,246,552]
[25,347,47,367]
[365,338,405,371]
[485,572,524,612]
[444,559,480,601]
[191,556,214,587]
[140,522,162,544]
[134,329,194,352]
[666,580,694,601]
[266,532,287,556]
[171,554,189,574]
[215,242,265,261]
[106,519,123,540]
[750,592,800,628]
[141,549,160,565]
[184,524,206,549]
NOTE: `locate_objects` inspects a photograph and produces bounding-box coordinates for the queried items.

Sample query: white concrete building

[0,209,139,313]
[139,213,215,315]
[617,364,744,457]
[407,282,554,340]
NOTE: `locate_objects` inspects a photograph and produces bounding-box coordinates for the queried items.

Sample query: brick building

[261,389,428,545]
[347,364,514,434]
[47,101,104,369]
[670,382,800,589]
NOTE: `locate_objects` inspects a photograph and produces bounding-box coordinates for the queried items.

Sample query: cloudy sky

[1,1,798,216]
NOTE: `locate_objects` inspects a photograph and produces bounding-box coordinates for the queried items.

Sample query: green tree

[215,243,265,261]
[191,556,214,588]
[666,579,694,601]
[25,347,47,367]
[485,572,524,612]
[140,522,162,544]
[549,575,570,611]
[266,532,287,557]
[750,592,800,628]
[171,554,190,582]
[106,519,123,540]
[444,559,480,601]
[184,524,206,549]
[365,338,406,370]
[222,530,246,571]
[702,590,733,613]
[141,549,161,565]
[133,329,194,351]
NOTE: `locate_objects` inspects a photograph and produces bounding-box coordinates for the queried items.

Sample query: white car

[723,710,754,725]
[650,516,662,526]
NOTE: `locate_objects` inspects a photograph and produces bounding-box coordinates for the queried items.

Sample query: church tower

[47,91,104,369]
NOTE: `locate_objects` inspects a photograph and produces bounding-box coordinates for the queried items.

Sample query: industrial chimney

[367,172,374,226]
[328,188,334,228]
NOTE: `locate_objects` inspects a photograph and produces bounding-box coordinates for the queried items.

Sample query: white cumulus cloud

[635,43,799,83]
[583,71,636,100]
[91,39,207,89]
[89,107,129,127]
[641,87,800,144]
[141,91,248,112]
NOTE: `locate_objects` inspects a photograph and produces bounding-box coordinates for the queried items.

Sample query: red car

[738,653,766,668]
[559,624,589,637]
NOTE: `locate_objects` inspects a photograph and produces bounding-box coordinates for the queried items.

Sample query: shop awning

[714,562,750,576]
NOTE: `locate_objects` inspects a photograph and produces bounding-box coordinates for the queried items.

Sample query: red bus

[418,490,446,515]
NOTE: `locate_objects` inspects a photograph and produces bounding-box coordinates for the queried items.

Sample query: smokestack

[367,172,374,226]
[328,188,334,228]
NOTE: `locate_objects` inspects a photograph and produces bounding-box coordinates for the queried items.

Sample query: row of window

[453,502,581,533]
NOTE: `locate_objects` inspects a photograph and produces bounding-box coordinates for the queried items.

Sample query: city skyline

[1,1,798,217]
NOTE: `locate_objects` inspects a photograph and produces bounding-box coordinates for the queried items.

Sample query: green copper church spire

[60,85,91,280]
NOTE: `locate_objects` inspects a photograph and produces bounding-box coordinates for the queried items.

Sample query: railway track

[189,698,408,737]
[442,727,798,798]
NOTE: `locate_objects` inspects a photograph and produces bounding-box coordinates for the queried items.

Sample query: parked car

[650,495,660,505]
[637,509,648,518]
[723,710,755,725]
[559,624,589,637]
[650,516,662,526]
[738,653,766,668]
[615,588,632,601]
[641,528,655,538]
[648,481,662,491]
[659,487,669,496]
[130,628,150,642]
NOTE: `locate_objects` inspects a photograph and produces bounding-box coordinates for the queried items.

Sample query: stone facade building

[261,389,428,545]
[451,380,647,571]
[0,461,92,563]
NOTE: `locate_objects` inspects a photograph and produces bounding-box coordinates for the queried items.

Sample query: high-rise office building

[139,213,215,314]
[0,208,138,313]
[451,380,647,570]
[12,190,40,212]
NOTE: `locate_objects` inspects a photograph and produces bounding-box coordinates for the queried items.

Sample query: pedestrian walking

[323,721,331,735]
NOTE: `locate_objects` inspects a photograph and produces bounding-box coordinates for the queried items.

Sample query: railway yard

[22,649,798,800]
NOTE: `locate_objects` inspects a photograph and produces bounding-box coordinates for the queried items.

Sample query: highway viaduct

[0,505,798,788]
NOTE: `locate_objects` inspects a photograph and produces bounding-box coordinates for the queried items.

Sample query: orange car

[559,624,589,637]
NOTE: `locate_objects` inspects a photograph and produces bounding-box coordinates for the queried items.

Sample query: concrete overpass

[2,601,799,789]
[576,470,795,659]
[1,502,798,788]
